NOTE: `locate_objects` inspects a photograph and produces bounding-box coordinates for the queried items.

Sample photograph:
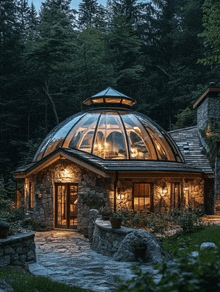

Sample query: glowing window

[133,183,152,212]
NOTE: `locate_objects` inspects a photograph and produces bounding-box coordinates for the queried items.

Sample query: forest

[0,0,220,184]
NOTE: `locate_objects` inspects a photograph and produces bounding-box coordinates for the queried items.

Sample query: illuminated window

[133,183,153,212]
[28,182,35,209]
[171,182,181,209]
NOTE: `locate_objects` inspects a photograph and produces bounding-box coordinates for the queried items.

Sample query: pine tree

[78,0,99,28]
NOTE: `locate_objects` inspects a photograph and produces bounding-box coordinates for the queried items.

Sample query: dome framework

[34,87,183,163]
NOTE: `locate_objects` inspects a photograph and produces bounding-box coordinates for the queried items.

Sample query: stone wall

[115,178,204,214]
[91,217,166,264]
[91,218,134,256]
[24,159,205,233]
[0,233,36,267]
[25,160,112,233]
[197,97,220,130]
[215,156,220,214]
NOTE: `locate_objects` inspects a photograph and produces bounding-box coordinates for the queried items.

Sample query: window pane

[137,115,176,161]
[133,183,151,211]
[93,98,104,104]
[93,112,128,159]
[68,113,100,153]
[121,114,157,160]
[105,98,122,104]
[43,114,84,157]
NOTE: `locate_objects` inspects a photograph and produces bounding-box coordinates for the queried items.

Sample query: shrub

[177,209,201,233]
[117,250,220,292]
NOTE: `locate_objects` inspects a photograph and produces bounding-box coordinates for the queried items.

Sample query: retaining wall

[0,233,36,267]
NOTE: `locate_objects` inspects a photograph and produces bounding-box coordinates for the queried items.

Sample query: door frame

[54,182,78,229]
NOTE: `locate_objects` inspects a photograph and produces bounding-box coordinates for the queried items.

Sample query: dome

[33,88,184,163]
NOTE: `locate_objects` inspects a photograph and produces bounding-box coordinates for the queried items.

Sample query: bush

[117,250,220,292]
[177,209,201,233]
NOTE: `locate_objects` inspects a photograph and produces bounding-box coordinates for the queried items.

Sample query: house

[14,86,217,235]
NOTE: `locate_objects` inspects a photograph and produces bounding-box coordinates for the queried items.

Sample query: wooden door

[55,183,78,228]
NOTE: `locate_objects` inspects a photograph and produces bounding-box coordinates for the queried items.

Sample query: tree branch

[43,81,59,125]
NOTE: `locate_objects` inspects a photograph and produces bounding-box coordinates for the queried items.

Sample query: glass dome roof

[33,88,184,163]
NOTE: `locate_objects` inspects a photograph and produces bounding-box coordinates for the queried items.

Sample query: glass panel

[67,113,100,153]
[93,98,104,104]
[43,114,84,158]
[105,98,122,104]
[122,99,134,106]
[93,112,128,159]
[83,99,92,105]
[137,115,176,161]
[57,185,67,227]
[121,113,157,160]
[34,113,84,161]
[134,183,151,211]
[29,182,35,209]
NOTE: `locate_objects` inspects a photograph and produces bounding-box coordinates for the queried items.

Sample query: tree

[78,0,100,28]
[199,0,220,66]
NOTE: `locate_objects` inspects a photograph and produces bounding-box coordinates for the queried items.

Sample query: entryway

[55,183,78,228]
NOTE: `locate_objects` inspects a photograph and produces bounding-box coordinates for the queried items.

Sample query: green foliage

[177,209,201,232]
[117,249,220,292]
[162,225,220,258]
[201,122,220,166]
[0,267,91,292]
[199,0,220,66]
[174,107,197,129]
[20,218,51,231]
[122,211,169,234]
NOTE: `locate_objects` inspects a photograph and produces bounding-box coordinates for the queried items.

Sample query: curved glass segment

[136,115,176,161]
[33,113,84,161]
[68,113,100,153]
[93,112,128,159]
[34,109,184,162]
[121,113,157,160]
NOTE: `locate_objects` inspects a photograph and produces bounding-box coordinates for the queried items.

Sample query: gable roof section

[169,126,213,174]
[193,86,220,109]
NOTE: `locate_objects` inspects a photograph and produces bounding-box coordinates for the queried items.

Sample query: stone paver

[29,230,155,292]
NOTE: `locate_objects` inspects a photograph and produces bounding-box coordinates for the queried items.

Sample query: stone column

[214,142,220,214]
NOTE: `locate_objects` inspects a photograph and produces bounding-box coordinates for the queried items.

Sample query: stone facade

[115,177,204,214]
[25,160,111,233]
[0,233,36,267]
[23,159,205,233]
[197,97,220,131]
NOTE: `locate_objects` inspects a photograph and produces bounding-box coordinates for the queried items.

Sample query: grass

[0,267,92,292]
[161,224,220,259]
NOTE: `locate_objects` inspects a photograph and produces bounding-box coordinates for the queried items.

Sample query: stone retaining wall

[0,233,36,267]
[91,218,134,256]
[91,217,166,264]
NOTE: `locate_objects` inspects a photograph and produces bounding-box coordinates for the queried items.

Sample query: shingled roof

[169,126,213,174]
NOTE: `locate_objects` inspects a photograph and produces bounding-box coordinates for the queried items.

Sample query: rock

[191,251,199,257]
[0,280,14,292]
[88,209,100,242]
[113,230,165,264]
[200,242,218,250]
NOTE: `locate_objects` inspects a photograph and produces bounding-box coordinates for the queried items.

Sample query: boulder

[113,230,166,264]
[0,279,14,292]
[200,242,218,251]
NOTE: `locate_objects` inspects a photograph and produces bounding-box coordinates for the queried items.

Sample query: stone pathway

[29,230,155,292]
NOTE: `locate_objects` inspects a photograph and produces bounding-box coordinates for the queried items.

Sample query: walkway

[29,230,155,292]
